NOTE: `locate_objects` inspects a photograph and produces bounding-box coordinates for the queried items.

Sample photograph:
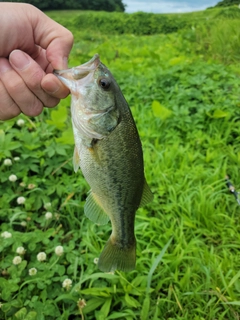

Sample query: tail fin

[98,237,136,273]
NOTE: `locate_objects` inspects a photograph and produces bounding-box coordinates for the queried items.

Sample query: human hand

[0,3,73,120]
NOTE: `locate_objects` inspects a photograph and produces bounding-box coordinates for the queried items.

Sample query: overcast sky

[124,0,219,13]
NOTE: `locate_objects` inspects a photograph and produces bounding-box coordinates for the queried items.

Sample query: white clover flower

[55,246,64,256]
[19,182,26,187]
[29,268,37,276]
[16,119,25,127]
[0,302,3,309]
[9,174,17,182]
[54,213,60,220]
[44,202,51,210]
[14,157,20,161]
[62,278,72,290]
[16,246,25,255]
[45,212,53,220]
[13,256,22,265]
[20,221,27,227]
[77,299,87,309]
[93,257,99,265]
[37,252,47,262]
[17,196,26,205]
[28,183,36,190]
[1,231,12,238]
[3,158,12,166]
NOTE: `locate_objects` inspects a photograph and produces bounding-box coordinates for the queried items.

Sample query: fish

[54,54,153,272]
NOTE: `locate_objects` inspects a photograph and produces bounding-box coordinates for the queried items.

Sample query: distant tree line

[2,0,126,11]
[214,0,240,7]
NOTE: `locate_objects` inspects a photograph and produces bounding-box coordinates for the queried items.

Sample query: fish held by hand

[54,54,153,272]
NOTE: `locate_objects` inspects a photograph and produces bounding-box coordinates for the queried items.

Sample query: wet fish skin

[54,54,153,272]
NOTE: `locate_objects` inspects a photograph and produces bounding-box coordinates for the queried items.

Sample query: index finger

[27,6,74,70]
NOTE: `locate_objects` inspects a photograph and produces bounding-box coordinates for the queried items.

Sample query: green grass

[47,7,240,65]
[1,9,240,320]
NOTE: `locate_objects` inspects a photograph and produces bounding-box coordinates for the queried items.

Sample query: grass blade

[146,237,173,294]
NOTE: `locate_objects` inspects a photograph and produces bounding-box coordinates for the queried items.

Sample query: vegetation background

[1,0,240,319]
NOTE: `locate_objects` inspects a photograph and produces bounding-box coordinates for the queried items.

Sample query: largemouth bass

[54,54,153,272]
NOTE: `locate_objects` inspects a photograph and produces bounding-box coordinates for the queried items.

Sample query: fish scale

[82,117,143,241]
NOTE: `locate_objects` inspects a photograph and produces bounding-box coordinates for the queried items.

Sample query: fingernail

[53,56,69,70]
[9,50,30,70]
[62,57,69,69]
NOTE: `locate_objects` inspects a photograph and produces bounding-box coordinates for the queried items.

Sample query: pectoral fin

[139,179,154,207]
[84,191,109,225]
[73,146,80,173]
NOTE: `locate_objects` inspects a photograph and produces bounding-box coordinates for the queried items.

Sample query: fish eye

[98,78,111,90]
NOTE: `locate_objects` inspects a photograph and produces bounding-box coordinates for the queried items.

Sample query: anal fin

[84,191,109,225]
[139,179,154,207]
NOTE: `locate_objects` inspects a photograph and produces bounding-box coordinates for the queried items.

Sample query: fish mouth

[54,54,100,92]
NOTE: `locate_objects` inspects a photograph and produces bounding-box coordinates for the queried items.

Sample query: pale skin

[0,3,74,120]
